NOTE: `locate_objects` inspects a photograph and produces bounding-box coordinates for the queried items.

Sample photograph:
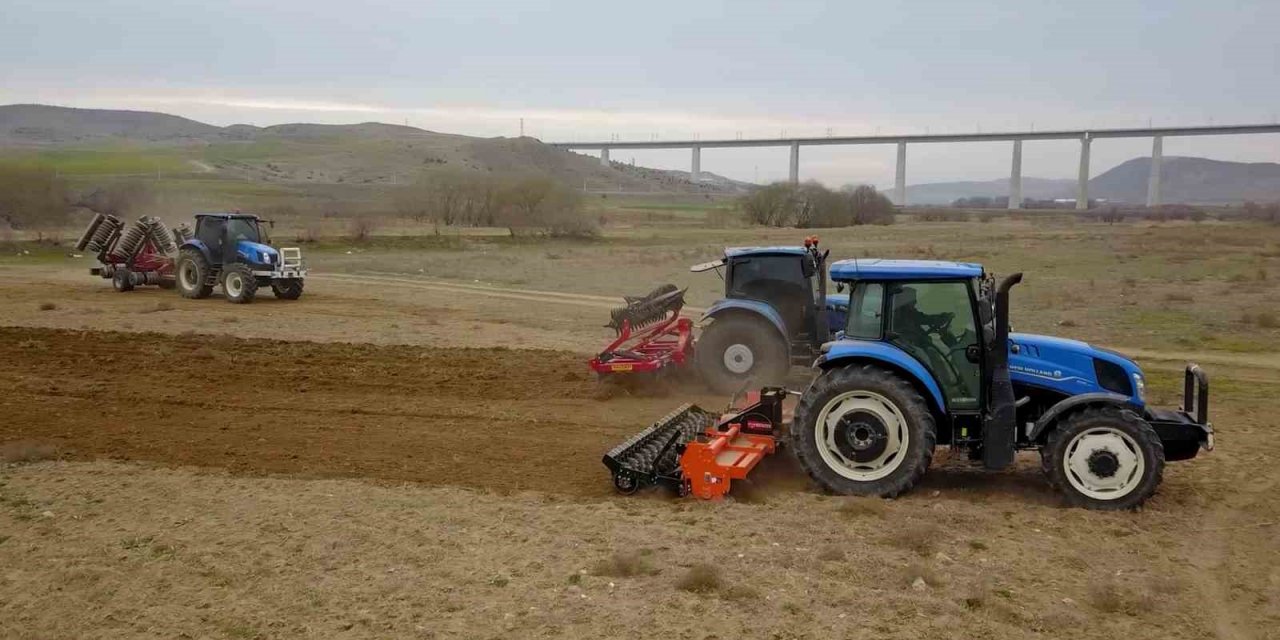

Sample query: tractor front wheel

[271,278,304,300]
[790,364,936,498]
[695,315,788,395]
[1042,406,1164,510]
[176,248,213,299]
[221,264,258,304]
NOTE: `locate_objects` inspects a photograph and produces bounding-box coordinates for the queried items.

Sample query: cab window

[729,256,811,333]
[885,281,981,410]
[226,218,260,243]
[845,282,884,339]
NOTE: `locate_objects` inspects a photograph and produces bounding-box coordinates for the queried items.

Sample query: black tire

[791,364,936,498]
[176,248,213,299]
[271,278,304,300]
[695,315,789,395]
[112,267,134,292]
[221,264,258,304]
[1042,406,1165,510]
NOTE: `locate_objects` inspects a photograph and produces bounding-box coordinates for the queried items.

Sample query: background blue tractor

[691,238,848,393]
[175,213,307,304]
[791,259,1212,509]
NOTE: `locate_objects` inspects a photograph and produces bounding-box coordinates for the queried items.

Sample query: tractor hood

[1009,332,1145,406]
[236,240,278,266]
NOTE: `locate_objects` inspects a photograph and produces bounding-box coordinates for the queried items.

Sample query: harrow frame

[589,314,694,375]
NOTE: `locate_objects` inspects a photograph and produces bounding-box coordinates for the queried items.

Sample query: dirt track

[0,326,727,497]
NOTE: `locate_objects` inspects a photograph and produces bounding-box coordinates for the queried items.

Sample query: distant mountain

[0,104,223,144]
[1091,156,1280,204]
[902,156,1280,205]
[0,104,749,194]
[904,177,1074,205]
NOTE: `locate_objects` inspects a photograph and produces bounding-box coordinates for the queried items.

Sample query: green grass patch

[0,149,192,175]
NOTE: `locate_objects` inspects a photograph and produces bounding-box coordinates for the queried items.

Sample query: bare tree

[71,180,155,218]
[0,166,69,233]
[499,176,590,237]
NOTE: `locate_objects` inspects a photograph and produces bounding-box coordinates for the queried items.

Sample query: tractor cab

[193,214,275,268]
[691,237,833,393]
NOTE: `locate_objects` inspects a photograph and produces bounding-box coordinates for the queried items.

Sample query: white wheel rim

[180,262,197,289]
[1063,427,1145,500]
[225,273,243,297]
[814,390,910,481]
[723,343,754,374]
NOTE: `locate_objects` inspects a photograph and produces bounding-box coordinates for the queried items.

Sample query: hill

[902,156,1280,205]
[0,104,749,195]
[904,176,1074,205]
[1090,156,1280,204]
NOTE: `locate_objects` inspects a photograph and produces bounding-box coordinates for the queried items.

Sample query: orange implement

[680,417,777,500]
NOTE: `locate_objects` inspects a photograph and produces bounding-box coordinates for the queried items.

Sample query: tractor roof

[194,213,260,220]
[829,259,984,281]
[724,246,808,258]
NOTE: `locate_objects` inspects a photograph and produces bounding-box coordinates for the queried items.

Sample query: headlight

[1132,373,1145,401]
[261,252,273,263]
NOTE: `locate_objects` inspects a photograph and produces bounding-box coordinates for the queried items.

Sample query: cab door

[883,281,982,410]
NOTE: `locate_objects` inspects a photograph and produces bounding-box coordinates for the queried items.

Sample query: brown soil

[0,326,724,497]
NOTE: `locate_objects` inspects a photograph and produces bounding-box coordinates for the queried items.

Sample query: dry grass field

[2,211,1278,639]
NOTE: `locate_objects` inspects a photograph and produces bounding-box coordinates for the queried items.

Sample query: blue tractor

[174,213,307,304]
[691,237,847,393]
[791,259,1213,509]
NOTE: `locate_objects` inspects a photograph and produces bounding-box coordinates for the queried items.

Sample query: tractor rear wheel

[221,264,258,304]
[112,267,134,292]
[271,278,304,300]
[176,248,213,299]
[791,364,936,498]
[1042,406,1164,510]
[695,315,788,395]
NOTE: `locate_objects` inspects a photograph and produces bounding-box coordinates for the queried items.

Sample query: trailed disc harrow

[111,219,150,259]
[75,213,124,253]
[608,284,685,333]
[146,217,177,255]
[591,284,692,376]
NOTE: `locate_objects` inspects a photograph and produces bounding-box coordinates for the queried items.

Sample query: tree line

[739,182,896,227]
[392,170,596,237]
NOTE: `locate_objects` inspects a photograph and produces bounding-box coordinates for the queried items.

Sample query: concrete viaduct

[549,124,1280,209]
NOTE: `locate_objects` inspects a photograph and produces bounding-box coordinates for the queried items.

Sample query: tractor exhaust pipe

[983,272,1023,470]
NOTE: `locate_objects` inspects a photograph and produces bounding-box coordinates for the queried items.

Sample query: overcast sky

[3,0,1278,186]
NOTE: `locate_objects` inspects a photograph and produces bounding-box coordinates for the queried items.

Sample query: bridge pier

[788,142,799,184]
[691,146,701,184]
[894,142,906,206]
[1008,139,1023,209]
[1076,136,1091,210]
[600,147,610,167]
[1146,136,1163,207]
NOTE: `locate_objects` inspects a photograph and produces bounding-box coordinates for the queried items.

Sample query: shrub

[294,225,320,243]
[347,217,377,242]
[738,182,894,228]
[914,209,967,222]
